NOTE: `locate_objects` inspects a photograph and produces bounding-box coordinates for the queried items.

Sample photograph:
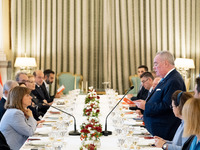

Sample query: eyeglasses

[141,78,148,84]
[21,80,28,83]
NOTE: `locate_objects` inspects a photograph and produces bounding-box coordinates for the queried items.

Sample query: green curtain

[11,0,200,94]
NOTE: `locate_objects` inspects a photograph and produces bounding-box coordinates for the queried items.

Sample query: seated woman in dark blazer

[0,86,37,150]
[182,98,200,150]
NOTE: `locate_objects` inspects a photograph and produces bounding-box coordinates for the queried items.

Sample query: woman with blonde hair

[0,86,37,150]
[182,98,200,150]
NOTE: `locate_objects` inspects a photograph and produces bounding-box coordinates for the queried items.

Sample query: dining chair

[128,75,141,96]
[74,74,83,90]
[57,72,83,94]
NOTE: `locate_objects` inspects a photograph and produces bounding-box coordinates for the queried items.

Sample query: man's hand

[55,93,61,98]
[43,99,53,106]
[134,100,146,110]
[48,101,53,106]
[43,100,48,104]
[127,94,133,99]
[37,120,45,124]
[129,104,136,107]
[154,136,167,148]
[136,110,142,115]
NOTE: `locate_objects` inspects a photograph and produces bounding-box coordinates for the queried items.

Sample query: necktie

[160,78,164,83]
[46,85,49,95]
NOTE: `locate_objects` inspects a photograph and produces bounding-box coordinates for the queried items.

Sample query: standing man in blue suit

[135,51,186,141]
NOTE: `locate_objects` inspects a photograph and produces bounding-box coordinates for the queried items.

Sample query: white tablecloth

[20,95,160,150]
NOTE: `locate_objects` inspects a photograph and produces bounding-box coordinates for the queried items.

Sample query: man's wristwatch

[162,143,167,150]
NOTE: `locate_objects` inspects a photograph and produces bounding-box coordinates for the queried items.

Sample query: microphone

[102,86,134,136]
[43,102,80,136]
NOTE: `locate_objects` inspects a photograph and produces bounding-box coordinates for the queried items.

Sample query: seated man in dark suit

[128,65,149,110]
[32,70,53,115]
[0,80,18,121]
[133,72,155,114]
[135,51,186,141]
[43,69,61,99]
[128,65,149,101]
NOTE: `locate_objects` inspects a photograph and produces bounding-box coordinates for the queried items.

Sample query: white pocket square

[156,88,161,91]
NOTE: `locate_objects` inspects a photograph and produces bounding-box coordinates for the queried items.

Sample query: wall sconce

[175,58,195,80]
[14,57,37,73]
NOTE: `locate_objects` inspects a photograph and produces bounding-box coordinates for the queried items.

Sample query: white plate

[45,116,59,120]
[137,138,155,146]
[28,140,48,146]
[35,127,52,135]
[140,148,162,150]
[27,137,49,146]
[124,114,138,119]
[122,109,133,113]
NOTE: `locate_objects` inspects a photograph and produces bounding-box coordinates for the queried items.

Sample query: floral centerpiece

[83,102,100,117]
[80,117,102,141]
[85,93,100,104]
[80,143,96,150]
[80,87,102,149]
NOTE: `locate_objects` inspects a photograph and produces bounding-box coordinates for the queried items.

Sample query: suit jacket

[41,82,55,101]
[0,97,6,121]
[143,69,186,141]
[31,86,51,116]
[0,109,37,150]
[32,84,53,103]
[131,86,149,101]
[129,86,149,112]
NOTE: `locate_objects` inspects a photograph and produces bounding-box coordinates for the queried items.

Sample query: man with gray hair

[135,51,186,141]
[0,80,18,121]
[15,72,28,86]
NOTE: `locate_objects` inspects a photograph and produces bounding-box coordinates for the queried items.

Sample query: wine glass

[132,136,139,150]
[117,135,125,150]
[102,82,110,90]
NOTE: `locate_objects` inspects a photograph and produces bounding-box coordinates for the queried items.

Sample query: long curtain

[0,0,3,51]
[11,0,200,94]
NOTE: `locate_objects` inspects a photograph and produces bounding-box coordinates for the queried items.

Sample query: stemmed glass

[117,135,126,150]
[132,136,139,150]
[102,82,110,90]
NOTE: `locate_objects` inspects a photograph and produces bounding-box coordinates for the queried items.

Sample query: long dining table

[20,94,162,150]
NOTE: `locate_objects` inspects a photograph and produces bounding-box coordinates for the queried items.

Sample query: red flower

[85,124,93,129]
[97,96,100,99]
[89,96,94,100]
[81,129,90,133]
[95,126,102,132]
[88,144,96,150]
